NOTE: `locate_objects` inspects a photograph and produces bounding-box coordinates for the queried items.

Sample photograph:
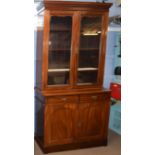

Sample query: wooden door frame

[42,10,75,91]
[73,11,110,89]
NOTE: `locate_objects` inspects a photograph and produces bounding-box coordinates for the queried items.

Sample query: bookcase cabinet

[35,1,112,153]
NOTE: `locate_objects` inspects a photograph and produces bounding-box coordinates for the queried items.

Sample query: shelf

[78,68,98,71]
[80,48,99,51]
[49,49,71,52]
[48,68,98,72]
[77,82,96,85]
[49,48,99,52]
[50,29,71,32]
[48,69,70,72]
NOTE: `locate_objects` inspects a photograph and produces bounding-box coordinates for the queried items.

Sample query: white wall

[108,0,121,17]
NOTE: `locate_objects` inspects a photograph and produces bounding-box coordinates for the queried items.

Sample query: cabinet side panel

[102,92,111,139]
[35,28,43,89]
[98,12,109,86]
[35,92,45,142]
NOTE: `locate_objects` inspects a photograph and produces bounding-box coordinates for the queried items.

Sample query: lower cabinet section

[35,91,111,153]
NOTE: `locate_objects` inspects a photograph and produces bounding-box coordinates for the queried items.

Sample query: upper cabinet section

[40,1,112,90]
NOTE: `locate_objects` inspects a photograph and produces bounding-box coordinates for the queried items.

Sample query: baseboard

[35,136,108,154]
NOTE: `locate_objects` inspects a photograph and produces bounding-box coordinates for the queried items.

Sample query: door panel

[44,101,76,146]
[48,16,72,85]
[77,16,102,85]
[77,94,104,141]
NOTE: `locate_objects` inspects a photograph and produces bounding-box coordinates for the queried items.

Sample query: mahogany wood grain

[102,92,111,139]
[35,92,45,142]
[35,90,111,153]
[74,14,101,89]
[44,102,77,146]
[39,88,111,96]
[71,12,81,87]
[44,1,112,12]
[77,94,104,142]
[47,95,78,104]
[35,1,112,153]
[42,10,50,89]
[35,135,107,154]
[42,91,111,146]
[98,12,109,86]
[36,2,112,92]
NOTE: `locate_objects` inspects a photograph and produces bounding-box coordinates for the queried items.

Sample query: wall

[104,31,116,88]
[104,31,121,88]
[107,0,121,17]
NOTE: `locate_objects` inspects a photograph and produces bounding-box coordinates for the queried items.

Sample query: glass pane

[48,16,72,85]
[77,16,102,84]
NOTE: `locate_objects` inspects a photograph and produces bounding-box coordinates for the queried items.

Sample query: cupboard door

[77,16,102,85]
[44,101,77,146]
[77,94,104,141]
[48,16,72,86]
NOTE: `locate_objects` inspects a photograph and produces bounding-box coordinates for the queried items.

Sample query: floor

[34,130,121,155]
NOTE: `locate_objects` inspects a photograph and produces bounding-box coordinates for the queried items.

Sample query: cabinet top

[43,1,112,11]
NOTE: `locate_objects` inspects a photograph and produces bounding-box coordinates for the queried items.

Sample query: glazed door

[76,16,102,86]
[47,15,73,86]
[44,101,77,146]
[76,94,104,141]
[45,12,106,88]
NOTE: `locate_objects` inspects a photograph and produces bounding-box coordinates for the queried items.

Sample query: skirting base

[35,136,108,154]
